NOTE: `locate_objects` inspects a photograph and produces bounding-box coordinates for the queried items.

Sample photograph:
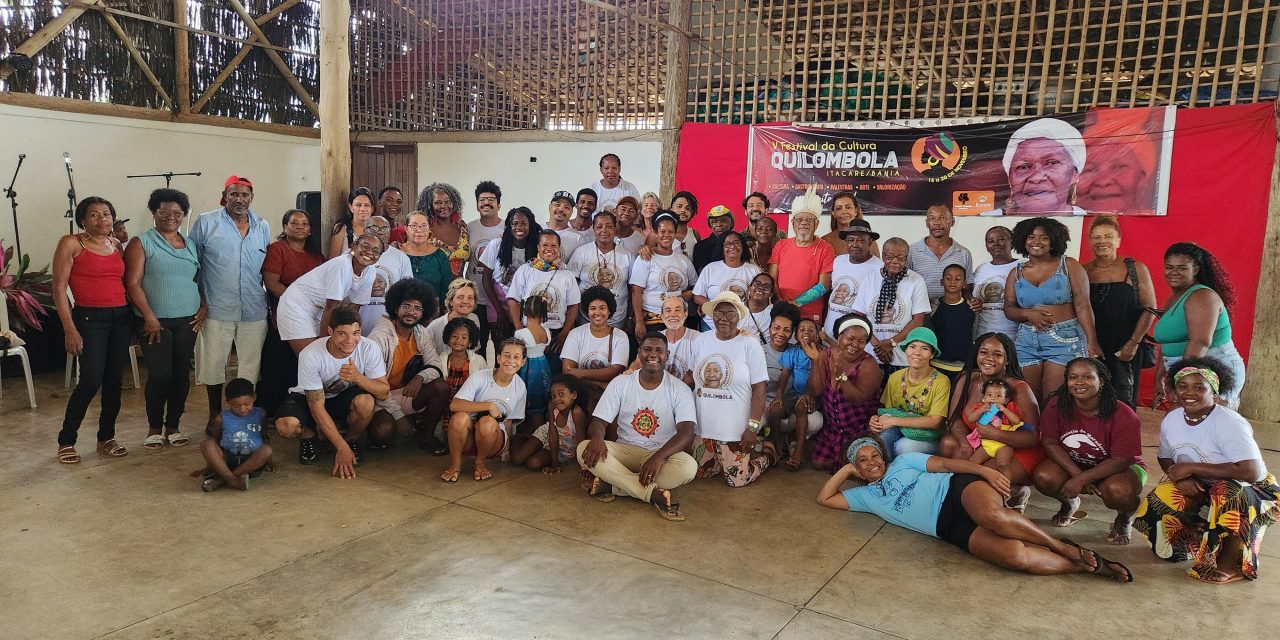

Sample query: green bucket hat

[898,327,940,357]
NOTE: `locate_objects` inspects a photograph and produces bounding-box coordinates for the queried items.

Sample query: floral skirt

[1134,474,1280,580]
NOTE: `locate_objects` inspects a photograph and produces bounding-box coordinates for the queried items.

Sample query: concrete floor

[2,368,1279,640]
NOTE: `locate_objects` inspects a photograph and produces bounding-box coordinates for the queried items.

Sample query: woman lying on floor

[817,436,1132,582]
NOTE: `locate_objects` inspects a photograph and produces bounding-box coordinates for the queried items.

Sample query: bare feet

[440,467,460,483]
[474,464,493,481]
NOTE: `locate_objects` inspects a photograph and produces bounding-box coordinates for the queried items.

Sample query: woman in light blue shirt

[817,436,1132,582]
[124,188,204,450]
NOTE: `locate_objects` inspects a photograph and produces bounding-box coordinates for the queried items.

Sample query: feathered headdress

[789,184,822,217]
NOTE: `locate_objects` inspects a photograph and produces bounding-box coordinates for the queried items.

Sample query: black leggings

[59,306,132,446]
[138,315,197,431]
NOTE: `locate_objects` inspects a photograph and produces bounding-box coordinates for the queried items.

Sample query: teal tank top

[1152,284,1231,357]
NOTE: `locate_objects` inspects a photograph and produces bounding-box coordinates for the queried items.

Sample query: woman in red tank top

[52,197,132,464]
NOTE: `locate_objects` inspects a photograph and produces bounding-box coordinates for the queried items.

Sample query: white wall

[0,104,320,267]
[415,140,662,224]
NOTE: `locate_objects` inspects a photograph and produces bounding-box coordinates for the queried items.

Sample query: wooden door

[351,144,418,217]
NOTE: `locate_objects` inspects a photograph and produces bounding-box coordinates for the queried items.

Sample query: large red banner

[747,107,1175,216]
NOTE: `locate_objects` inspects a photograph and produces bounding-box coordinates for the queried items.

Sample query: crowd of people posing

[46,153,1275,586]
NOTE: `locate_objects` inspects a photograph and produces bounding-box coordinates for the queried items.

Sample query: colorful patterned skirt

[1134,474,1280,580]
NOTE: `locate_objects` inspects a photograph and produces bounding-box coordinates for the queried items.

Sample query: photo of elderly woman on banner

[747,106,1173,217]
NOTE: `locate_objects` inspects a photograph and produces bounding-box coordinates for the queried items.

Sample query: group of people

[45,150,1273,586]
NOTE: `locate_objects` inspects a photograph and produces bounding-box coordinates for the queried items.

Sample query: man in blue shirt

[189,175,271,422]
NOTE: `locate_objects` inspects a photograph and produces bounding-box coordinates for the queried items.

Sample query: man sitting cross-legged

[275,305,390,479]
[578,333,698,522]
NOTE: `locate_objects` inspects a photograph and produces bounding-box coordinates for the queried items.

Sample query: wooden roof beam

[0,0,102,81]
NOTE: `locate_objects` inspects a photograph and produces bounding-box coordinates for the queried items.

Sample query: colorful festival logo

[910,132,967,182]
[632,407,659,438]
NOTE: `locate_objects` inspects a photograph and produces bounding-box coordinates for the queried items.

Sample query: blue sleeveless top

[1014,257,1072,308]
[137,228,202,318]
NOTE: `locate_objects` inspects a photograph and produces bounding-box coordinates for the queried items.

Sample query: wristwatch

[890,338,899,347]
[747,419,762,434]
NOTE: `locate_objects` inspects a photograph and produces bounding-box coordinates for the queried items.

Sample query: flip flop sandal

[166,432,190,447]
[473,467,493,482]
[588,477,616,503]
[143,434,166,450]
[1094,555,1135,583]
[651,490,685,522]
[1194,570,1244,586]
[440,469,460,483]
[1060,538,1100,572]
[783,456,802,472]
[201,475,224,492]
[1051,510,1088,527]
[96,439,128,457]
[1106,525,1133,546]
[57,446,81,464]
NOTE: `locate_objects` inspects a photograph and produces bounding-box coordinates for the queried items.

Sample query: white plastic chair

[0,290,38,408]
[62,288,140,390]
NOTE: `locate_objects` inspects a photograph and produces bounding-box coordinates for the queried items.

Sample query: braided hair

[1052,357,1118,419]
[1165,242,1236,311]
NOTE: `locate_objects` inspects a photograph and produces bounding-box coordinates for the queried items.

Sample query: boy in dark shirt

[930,264,976,372]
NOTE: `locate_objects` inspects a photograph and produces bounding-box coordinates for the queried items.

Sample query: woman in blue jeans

[124,188,206,450]
[1002,217,1102,404]
[52,197,133,463]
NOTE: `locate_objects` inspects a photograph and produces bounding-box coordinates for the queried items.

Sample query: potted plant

[1,239,61,374]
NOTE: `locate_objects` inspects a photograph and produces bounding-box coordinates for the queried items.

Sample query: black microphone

[18,154,25,160]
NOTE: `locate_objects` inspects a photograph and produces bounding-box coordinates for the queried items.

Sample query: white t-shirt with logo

[825,256,884,337]
[276,255,366,340]
[1158,407,1267,480]
[629,251,697,314]
[971,260,1021,339]
[466,218,506,306]
[594,370,696,451]
[587,178,640,211]
[663,328,701,379]
[454,368,527,422]
[567,242,634,326]
[507,265,582,330]
[551,226,589,261]
[561,325,629,370]
[290,336,387,397]
[477,237,527,290]
[850,269,932,367]
[615,230,647,255]
[693,261,761,330]
[690,331,768,441]
[350,247,412,336]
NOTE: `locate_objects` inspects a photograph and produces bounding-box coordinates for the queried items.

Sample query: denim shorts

[1015,319,1087,367]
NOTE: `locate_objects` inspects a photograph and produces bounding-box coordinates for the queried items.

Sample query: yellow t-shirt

[879,368,951,440]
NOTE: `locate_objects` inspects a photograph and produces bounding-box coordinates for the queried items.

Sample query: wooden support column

[1239,109,1280,421]
[0,0,101,80]
[659,0,692,202]
[319,0,352,231]
[174,0,190,113]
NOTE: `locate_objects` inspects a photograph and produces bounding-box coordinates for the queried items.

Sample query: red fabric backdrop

[675,103,1277,403]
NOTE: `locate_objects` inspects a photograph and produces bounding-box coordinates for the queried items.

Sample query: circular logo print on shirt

[830,277,858,307]
[979,280,1004,304]
[660,267,687,292]
[530,281,562,319]
[723,279,749,302]
[695,353,733,390]
[370,265,393,299]
[582,352,610,370]
[632,407,659,438]
[878,294,907,325]
[592,263,619,289]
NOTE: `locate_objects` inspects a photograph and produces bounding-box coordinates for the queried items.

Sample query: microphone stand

[125,171,202,188]
[63,154,76,235]
[3,154,23,259]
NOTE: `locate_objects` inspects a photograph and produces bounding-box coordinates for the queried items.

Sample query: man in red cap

[189,175,271,423]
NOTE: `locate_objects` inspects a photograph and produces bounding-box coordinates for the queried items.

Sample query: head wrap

[1173,367,1220,395]
[846,436,885,465]
[1003,118,1086,175]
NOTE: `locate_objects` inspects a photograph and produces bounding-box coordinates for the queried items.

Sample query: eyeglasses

[712,308,740,319]
[154,209,184,219]
[398,302,424,313]
[365,225,390,232]
[406,223,429,231]
[749,281,773,289]
[477,196,499,203]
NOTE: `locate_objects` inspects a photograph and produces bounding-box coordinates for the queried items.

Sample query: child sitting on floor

[511,374,586,473]
[963,378,1024,478]
[199,378,272,492]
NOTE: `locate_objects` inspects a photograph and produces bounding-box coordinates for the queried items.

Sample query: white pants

[576,440,696,502]
[196,318,268,385]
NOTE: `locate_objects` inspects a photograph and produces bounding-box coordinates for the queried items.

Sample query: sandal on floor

[201,473,224,492]
[1094,554,1135,583]
[143,434,165,450]
[760,441,779,466]
[1194,569,1243,585]
[1060,538,1099,573]
[1106,523,1133,546]
[440,468,460,483]
[96,439,128,457]
[783,455,802,472]
[57,446,81,464]
[473,466,493,482]
[588,477,616,503]
[651,489,685,522]
[166,432,190,447]
[1051,510,1087,527]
